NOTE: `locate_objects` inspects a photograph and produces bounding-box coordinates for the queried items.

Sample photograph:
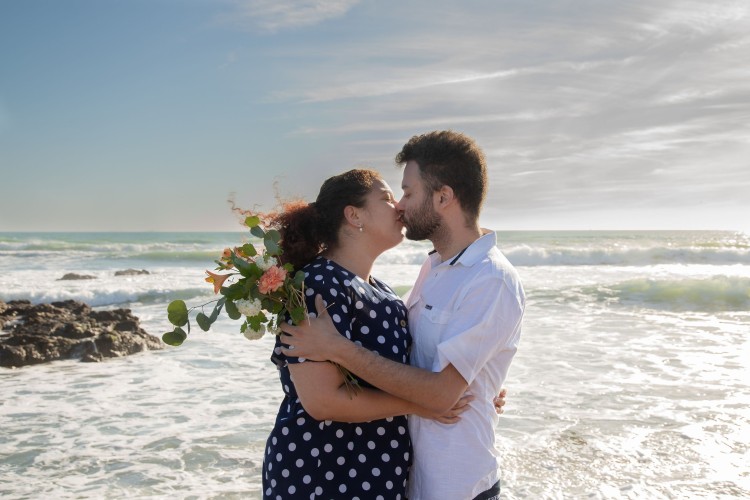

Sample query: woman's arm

[290,360,469,423]
[286,267,473,422]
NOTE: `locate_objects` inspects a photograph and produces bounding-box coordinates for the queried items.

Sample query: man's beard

[402,195,442,241]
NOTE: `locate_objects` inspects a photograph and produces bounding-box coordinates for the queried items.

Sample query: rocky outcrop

[0,300,163,368]
[114,269,150,276]
[58,273,97,280]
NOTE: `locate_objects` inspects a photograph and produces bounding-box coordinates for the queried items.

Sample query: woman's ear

[342,205,361,228]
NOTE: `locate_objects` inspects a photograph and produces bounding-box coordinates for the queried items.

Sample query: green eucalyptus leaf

[231,253,255,276]
[265,229,281,243]
[293,270,305,288]
[167,300,189,327]
[196,312,211,332]
[243,276,260,295]
[162,327,187,346]
[209,297,226,322]
[269,301,284,314]
[242,244,257,257]
[261,298,274,310]
[250,226,265,239]
[221,281,241,298]
[290,306,305,325]
[225,300,242,320]
[245,216,260,228]
[264,238,280,256]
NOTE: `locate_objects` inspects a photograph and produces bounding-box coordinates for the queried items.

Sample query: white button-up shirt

[406,231,525,500]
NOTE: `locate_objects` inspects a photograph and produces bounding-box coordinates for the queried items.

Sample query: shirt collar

[427,229,496,268]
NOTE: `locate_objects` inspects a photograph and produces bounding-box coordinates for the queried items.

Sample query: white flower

[243,325,265,340]
[235,298,263,317]
[255,254,278,272]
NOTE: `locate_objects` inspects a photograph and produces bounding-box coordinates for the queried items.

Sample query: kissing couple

[260,130,525,500]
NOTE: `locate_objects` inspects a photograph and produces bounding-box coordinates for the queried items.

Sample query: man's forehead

[401,162,420,189]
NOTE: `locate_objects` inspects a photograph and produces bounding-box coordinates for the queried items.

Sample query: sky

[1,0,748,232]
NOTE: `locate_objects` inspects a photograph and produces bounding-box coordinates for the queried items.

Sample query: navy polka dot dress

[263,256,413,499]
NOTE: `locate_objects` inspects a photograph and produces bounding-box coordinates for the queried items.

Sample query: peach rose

[258,266,287,295]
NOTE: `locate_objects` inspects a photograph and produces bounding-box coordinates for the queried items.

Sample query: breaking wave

[592,276,750,312]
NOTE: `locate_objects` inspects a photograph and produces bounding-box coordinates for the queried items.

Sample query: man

[281,130,525,499]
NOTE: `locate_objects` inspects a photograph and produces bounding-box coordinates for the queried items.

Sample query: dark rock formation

[0,300,163,368]
[58,273,97,280]
[114,269,150,276]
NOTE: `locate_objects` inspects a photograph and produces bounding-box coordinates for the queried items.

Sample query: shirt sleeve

[434,275,524,384]
[272,269,354,366]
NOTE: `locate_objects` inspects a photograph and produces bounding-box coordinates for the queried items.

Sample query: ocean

[1,230,748,499]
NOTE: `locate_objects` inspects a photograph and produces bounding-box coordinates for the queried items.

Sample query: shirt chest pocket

[421,305,452,325]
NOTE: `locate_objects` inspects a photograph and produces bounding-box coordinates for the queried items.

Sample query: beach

[1,230,749,498]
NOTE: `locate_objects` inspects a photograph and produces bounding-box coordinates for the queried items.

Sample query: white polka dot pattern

[263,256,412,498]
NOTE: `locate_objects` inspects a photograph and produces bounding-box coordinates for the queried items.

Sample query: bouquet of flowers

[163,215,306,346]
[162,214,360,395]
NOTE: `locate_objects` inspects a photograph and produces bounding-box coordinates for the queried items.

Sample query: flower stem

[335,363,361,398]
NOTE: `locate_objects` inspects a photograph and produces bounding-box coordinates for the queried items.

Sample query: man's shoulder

[479,246,521,281]
[465,247,525,306]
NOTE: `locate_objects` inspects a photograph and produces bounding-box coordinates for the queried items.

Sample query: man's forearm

[329,338,466,413]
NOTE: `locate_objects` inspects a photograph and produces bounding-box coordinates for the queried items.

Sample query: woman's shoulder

[299,257,357,306]
[302,257,355,286]
[301,257,404,307]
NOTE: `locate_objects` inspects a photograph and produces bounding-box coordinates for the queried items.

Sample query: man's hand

[416,394,475,424]
[279,294,343,361]
[493,388,507,415]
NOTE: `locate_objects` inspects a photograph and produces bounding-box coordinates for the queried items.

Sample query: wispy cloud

[640,1,749,36]
[290,68,526,103]
[221,0,360,33]
[281,58,635,103]
[293,107,584,135]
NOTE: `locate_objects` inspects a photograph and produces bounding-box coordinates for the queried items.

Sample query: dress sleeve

[434,276,524,384]
[272,267,355,367]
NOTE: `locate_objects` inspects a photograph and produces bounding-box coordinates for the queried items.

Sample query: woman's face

[359,179,405,252]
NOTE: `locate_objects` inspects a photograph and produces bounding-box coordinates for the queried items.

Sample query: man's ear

[436,185,455,208]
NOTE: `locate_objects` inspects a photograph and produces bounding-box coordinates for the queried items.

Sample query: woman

[261,169,463,499]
